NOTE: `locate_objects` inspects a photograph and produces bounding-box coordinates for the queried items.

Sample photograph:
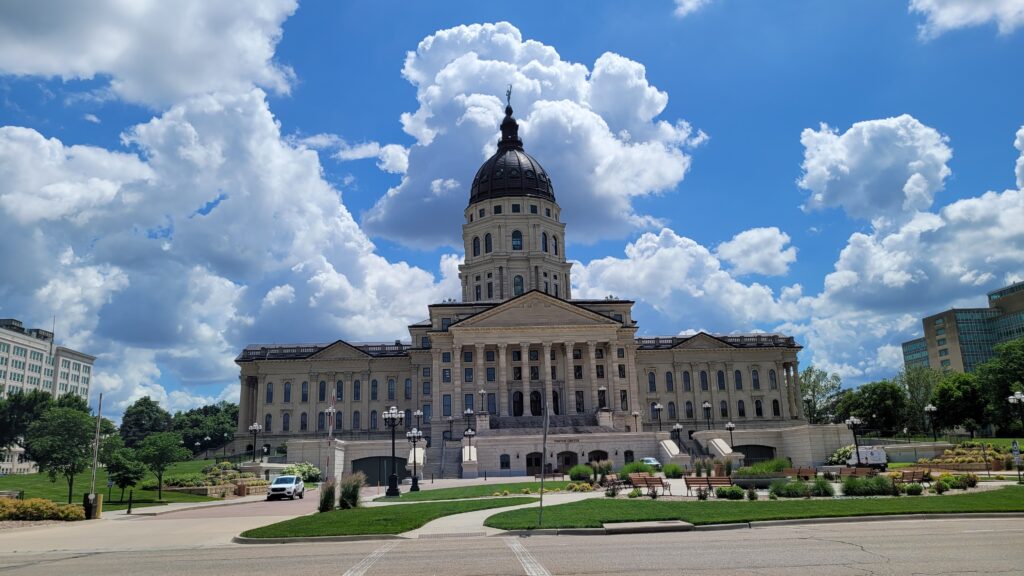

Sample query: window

[618,364,626,378]
[617,347,625,358]
[266,382,274,403]
[683,371,692,391]
[443,394,452,416]
[513,275,524,296]
[485,350,495,362]
[494,204,503,214]
[386,378,395,400]
[336,380,344,402]
[319,381,326,402]
[335,411,343,430]
[284,382,292,403]
[464,393,474,412]
[405,409,412,429]
[282,413,291,432]
[370,410,378,429]
[575,390,585,413]
[423,367,431,378]
[265,413,273,432]
[301,381,309,403]
[512,203,521,213]
[620,390,628,410]
[596,365,605,379]
[486,367,495,381]
[530,366,540,380]
[500,454,511,469]
[752,370,761,390]
[300,412,308,431]
[465,367,473,382]
[938,349,949,357]
[769,370,778,390]
[720,400,728,418]
[353,411,361,429]
[755,400,764,417]
[717,371,726,391]
[666,371,674,391]
[423,404,432,422]
[541,232,548,252]
[668,401,677,420]
[596,348,604,359]
[512,230,523,250]
[474,285,481,300]
[422,381,431,396]
[530,204,538,214]
[371,379,378,400]
[463,350,472,363]
[553,236,559,255]
[936,327,946,336]
[648,372,656,392]
[479,208,485,217]
[700,371,709,391]
[487,393,496,414]
[573,365,583,379]
[941,359,952,368]
[934,317,945,325]
[772,399,781,417]
[441,318,452,330]
[529,349,539,362]
[514,367,523,380]
[685,401,694,419]
[404,378,412,400]
[738,400,746,417]
[442,351,451,363]
[317,411,325,431]
[937,338,946,346]
[472,237,480,257]
[354,380,361,401]
[442,369,451,383]
[734,370,743,390]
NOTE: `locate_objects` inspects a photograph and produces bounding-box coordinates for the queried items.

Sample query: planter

[235,483,269,497]
[731,477,785,489]
[162,484,236,497]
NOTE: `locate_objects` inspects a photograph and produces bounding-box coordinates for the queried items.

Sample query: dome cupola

[469,102,555,205]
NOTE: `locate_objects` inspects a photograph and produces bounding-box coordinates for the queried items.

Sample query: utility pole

[538,393,549,527]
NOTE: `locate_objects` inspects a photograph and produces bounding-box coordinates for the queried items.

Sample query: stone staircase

[423,439,462,480]
[482,414,613,436]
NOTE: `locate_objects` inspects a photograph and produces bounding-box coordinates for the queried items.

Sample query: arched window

[301,381,309,402]
[513,275,524,296]
[352,410,361,429]
[738,400,746,417]
[472,236,480,257]
[387,378,395,400]
[552,235,559,255]
[266,382,274,404]
[541,232,548,252]
[752,370,761,390]
[700,371,709,391]
[370,410,378,429]
[318,381,326,402]
[734,370,743,390]
[282,412,291,432]
[683,371,691,391]
[755,400,764,417]
[300,412,308,431]
[512,230,523,250]
[772,399,781,417]
[484,233,492,253]
[336,380,344,402]
[685,401,694,419]
[720,400,728,418]
[317,411,325,430]
[668,401,677,420]
[650,401,659,416]
[404,378,412,400]
[717,371,726,391]
[335,411,343,430]
[354,380,361,400]
[283,382,292,403]
[666,371,674,391]
[264,413,272,432]
[769,369,778,389]
[404,409,412,429]
[371,379,378,400]
[500,454,511,469]
[648,372,656,393]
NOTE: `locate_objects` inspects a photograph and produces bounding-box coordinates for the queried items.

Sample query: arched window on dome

[513,275,524,296]
[472,237,480,257]
[512,230,523,251]
[484,233,492,253]
[552,235,559,255]
[541,232,548,253]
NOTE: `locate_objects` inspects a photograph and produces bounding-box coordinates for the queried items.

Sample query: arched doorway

[556,450,578,472]
[512,391,524,416]
[530,391,542,416]
[552,390,561,415]
[351,456,408,486]
[587,450,609,463]
[525,452,543,475]
[733,444,776,464]
[624,450,635,464]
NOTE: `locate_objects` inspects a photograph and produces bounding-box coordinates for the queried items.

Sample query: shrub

[318,483,336,513]
[997,475,1006,480]
[810,477,835,497]
[746,487,758,501]
[725,460,733,477]
[338,472,365,509]
[0,498,84,521]
[627,488,642,499]
[934,480,947,494]
[568,464,594,481]
[592,460,614,475]
[768,493,778,500]
[281,462,322,483]
[826,445,855,466]
[576,482,593,492]
[715,486,745,500]
[963,473,979,488]
[520,488,532,494]
[619,461,654,476]
[663,463,683,478]
[770,480,809,498]
[842,475,898,497]
[694,462,703,477]
[705,460,714,477]
[501,490,510,496]
[604,483,620,498]
[565,482,578,492]
[695,487,710,500]
[905,483,923,496]
[733,458,790,478]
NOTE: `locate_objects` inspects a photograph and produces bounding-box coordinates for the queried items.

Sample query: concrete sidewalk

[401,491,600,538]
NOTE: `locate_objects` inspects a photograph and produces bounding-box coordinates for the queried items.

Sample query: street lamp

[464,427,476,463]
[222,432,229,459]
[406,427,423,492]
[194,441,200,459]
[846,416,863,466]
[446,415,454,440]
[247,422,262,463]
[653,403,663,432]
[924,403,938,442]
[324,405,337,482]
[725,421,736,449]
[464,408,475,432]
[1008,391,1024,432]
[631,410,640,432]
[672,422,683,447]
[203,435,211,460]
[702,401,712,430]
[382,406,405,497]
[479,388,487,415]
[413,409,423,429]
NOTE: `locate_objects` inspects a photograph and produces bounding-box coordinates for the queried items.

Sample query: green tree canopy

[974,336,1024,433]
[120,396,172,448]
[137,431,190,500]
[896,366,944,434]
[931,372,987,436]
[54,392,90,413]
[106,447,147,501]
[171,401,238,456]
[851,380,908,434]
[24,407,96,503]
[0,389,53,453]
[800,366,842,424]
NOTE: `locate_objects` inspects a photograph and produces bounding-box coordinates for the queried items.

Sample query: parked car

[267,475,305,500]
[641,457,662,471]
[847,446,888,470]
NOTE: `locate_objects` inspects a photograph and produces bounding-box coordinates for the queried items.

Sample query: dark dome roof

[469,105,555,205]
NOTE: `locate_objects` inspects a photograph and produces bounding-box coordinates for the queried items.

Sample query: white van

[847,446,887,470]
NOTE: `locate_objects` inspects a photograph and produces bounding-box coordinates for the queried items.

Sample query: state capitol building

[235,101,848,483]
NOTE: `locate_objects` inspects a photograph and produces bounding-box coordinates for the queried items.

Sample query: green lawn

[374,481,571,502]
[241,497,537,538]
[484,486,1024,530]
[0,459,218,510]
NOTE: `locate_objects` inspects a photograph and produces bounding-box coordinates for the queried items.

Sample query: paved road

[1,517,1022,575]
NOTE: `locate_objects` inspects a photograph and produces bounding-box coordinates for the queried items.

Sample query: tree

[896,366,944,434]
[975,336,1024,433]
[105,448,147,501]
[851,380,908,434]
[0,389,54,455]
[931,372,987,437]
[99,434,126,467]
[800,366,842,424]
[120,396,172,448]
[24,407,95,503]
[55,393,90,413]
[171,401,238,457]
[136,432,190,500]
[830,388,858,424]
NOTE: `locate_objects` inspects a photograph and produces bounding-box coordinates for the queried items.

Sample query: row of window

[265,379,420,404]
[647,369,779,393]
[440,346,620,364]
[471,230,560,257]
[651,398,782,420]
[469,202,554,222]
[261,406,432,433]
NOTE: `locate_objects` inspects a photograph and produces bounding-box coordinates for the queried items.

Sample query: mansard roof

[635,332,801,350]
[235,339,411,362]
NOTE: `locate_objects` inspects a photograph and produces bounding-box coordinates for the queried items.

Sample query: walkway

[401,491,601,538]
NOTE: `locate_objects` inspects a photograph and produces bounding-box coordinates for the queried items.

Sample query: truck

[847,446,887,470]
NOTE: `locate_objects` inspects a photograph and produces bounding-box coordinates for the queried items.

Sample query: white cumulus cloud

[910,0,1024,39]
[716,227,797,276]
[674,0,713,18]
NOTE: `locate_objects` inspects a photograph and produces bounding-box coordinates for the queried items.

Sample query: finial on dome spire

[498,84,522,150]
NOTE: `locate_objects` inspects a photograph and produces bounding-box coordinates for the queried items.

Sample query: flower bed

[731,457,789,488]
[162,484,237,497]
[0,498,85,521]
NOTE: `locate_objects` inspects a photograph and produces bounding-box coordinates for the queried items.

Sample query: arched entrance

[525,452,543,475]
[733,444,776,463]
[512,391,524,417]
[553,390,561,416]
[530,391,542,416]
[352,456,408,486]
[556,450,578,472]
[587,450,609,463]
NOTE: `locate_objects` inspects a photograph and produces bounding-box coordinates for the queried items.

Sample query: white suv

[267,475,305,500]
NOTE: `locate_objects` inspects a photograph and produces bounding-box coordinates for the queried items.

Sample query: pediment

[453,292,618,329]
[674,332,734,350]
[306,340,370,360]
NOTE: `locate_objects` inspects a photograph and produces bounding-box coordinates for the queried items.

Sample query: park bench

[838,467,876,478]
[686,475,731,496]
[534,472,565,480]
[783,467,818,480]
[604,473,627,488]
[895,469,930,487]
[628,473,672,496]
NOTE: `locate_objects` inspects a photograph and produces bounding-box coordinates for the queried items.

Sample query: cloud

[674,0,713,18]
[910,0,1024,39]
[362,22,704,248]
[82,113,100,124]
[1015,125,1024,189]
[716,227,797,276]
[798,114,952,226]
[261,284,295,310]
[0,0,297,106]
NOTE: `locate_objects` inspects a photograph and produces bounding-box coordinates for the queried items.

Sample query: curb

[124,486,322,517]
[232,534,406,545]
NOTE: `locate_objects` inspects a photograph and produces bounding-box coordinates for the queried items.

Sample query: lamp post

[702,401,712,430]
[653,403,663,432]
[631,410,640,432]
[248,422,262,463]
[406,427,423,492]
[924,403,938,442]
[203,435,211,460]
[222,432,229,459]
[672,422,683,447]
[324,405,336,482]
[382,406,405,497]
[413,409,423,429]
[1008,391,1024,432]
[446,415,454,440]
[194,441,201,459]
[464,408,474,432]
[479,388,487,415]
[464,427,476,463]
[725,421,736,449]
[846,416,863,466]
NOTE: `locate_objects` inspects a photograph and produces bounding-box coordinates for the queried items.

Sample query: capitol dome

[469,105,555,205]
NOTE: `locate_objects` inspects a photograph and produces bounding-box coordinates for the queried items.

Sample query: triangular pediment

[306,340,370,360]
[673,332,735,350]
[453,291,619,329]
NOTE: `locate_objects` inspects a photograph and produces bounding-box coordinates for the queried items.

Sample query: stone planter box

[163,484,236,497]
[235,483,269,497]
[927,462,992,471]
[731,477,785,489]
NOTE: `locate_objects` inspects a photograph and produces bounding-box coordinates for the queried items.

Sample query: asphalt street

[1,517,1022,575]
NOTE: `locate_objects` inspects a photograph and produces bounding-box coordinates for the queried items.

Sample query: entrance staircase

[484,414,614,435]
[424,438,462,480]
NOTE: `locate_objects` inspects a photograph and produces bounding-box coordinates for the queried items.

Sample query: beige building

[235,103,846,483]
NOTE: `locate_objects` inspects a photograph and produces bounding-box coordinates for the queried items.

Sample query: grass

[242,497,537,538]
[0,459,218,510]
[373,481,572,502]
[483,486,1024,530]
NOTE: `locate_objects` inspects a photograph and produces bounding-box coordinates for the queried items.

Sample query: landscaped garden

[373,480,572,502]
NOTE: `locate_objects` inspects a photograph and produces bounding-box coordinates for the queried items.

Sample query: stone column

[453,343,463,413]
[774,361,789,420]
[564,341,575,414]
[498,343,508,416]
[541,342,553,416]
[587,341,598,412]
[520,342,530,416]
[475,343,485,413]
[625,344,639,413]
[792,360,804,419]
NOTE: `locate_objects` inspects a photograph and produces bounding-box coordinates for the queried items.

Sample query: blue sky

[1,0,1022,419]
